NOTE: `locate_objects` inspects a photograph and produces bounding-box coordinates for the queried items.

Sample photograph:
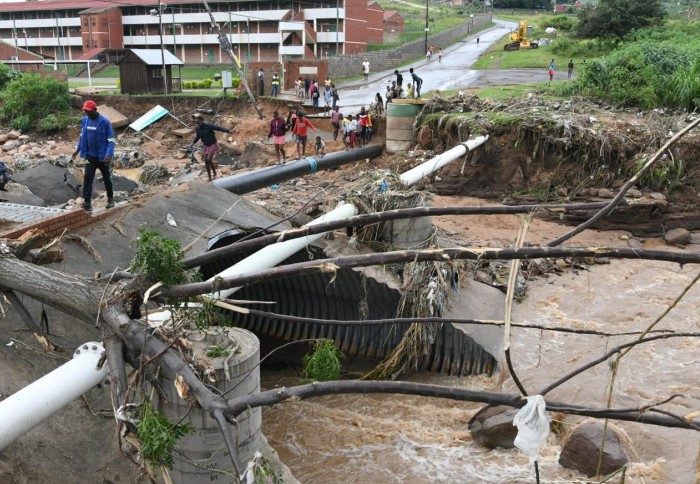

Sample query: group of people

[294,76,340,114]
[384,68,424,105]
[329,106,373,150]
[548,59,576,82]
[267,110,328,161]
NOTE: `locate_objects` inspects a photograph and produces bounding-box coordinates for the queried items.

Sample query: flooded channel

[261,258,700,483]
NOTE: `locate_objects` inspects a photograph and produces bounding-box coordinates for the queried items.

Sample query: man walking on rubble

[71,100,115,212]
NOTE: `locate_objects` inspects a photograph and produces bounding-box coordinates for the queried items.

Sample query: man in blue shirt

[71,100,115,212]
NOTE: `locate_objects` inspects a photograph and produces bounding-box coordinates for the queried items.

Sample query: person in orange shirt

[291,111,316,159]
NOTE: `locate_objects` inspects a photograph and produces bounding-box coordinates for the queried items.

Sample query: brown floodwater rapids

[261,258,700,483]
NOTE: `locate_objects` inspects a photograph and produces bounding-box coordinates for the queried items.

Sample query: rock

[626,188,643,198]
[468,405,518,449]
[555,186,568,197]
[664,228,690,246]
[648,192,666,201]
[598,188,615,199]
[689,233,700,245]
[7,130,20,140]
[172,127,194,138]
[474,271,493,286]
[416,125,433,148]
[0,134,8,143]
[28,246,64,264]
[559,421,628,477]
[153,131,166,141]
[627,238,643,250]
[17,144,30,154]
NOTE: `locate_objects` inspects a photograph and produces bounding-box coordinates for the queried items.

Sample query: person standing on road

[331,83,340,109]
[409,68,423,99]
[362,58,370,81]
[267,110,288,164]
[567,59,574,79]
[548,59,555,82]
[257,68,265,96]
[190,113,230,182]
[438,48,443,63]
[426,50,431,63]
[72,100,115,212]
[304,75,311,99]
[476,37,480,46]
[323,85,333,115]
[292,112,316,159]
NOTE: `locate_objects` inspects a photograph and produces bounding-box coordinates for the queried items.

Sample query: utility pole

[151,0,168,94]
[424,0,429,55]
[201,0,263,119]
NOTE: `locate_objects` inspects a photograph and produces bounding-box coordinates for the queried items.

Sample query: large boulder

[558,421,628,477]
[468,405,518,449]
[664,228,690,246]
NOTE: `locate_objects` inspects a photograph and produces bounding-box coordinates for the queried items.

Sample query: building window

[152,68,163,79]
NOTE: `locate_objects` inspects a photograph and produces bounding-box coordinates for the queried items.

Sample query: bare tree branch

[548,116,700,247]
[182,202,613,269]
[537,333,698,396]
[222,380,700,430]
[159,246,700,299]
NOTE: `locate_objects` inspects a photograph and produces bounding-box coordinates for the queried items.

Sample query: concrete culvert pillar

[385,100,425,154]
[156,327,261,483]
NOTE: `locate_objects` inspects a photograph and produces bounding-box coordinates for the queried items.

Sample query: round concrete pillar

[385,100,424,154]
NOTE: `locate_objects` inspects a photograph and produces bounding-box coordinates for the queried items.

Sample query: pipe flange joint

[73,341,105,359]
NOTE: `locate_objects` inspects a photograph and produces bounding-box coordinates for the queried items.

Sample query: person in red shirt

[291,111,316,159]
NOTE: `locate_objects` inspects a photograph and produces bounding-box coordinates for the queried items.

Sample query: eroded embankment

[412,95,700,236]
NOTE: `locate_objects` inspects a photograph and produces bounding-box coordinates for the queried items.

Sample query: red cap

[82,100,97,111]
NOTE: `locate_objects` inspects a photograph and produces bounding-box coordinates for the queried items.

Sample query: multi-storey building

[0,0,382,64]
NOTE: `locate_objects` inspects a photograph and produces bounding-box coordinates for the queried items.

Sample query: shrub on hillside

[0,73,70,132]
[545,15,576,32]
[571,41,700,109]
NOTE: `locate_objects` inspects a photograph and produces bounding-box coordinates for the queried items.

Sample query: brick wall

[0,208,121,240]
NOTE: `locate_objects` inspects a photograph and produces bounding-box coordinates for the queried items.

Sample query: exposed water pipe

[399,135,489,186]
[213,145,382,195]
[0,342,108,450]
[210,202,358,299]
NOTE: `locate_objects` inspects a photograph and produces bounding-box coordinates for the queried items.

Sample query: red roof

[0,0,201,13]
[383,10,400,20]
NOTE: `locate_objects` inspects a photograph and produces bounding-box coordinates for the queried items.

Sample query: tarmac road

[324,19,562,116]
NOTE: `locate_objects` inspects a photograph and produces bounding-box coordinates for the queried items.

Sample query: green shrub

[38,113,80,133]
[0,73,70,132]
[130,227,185,286]
[137,401,193,469]
[544,15,576,32]
[302,339,343,381]
[0,63,16,90]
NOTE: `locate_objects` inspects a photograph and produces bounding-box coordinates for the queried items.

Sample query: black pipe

[212,144,383,195]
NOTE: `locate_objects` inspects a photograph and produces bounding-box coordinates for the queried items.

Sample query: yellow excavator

[504,20,538,51]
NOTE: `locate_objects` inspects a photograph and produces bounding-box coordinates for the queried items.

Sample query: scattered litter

[513,395,551,463]
[167,214,177,226]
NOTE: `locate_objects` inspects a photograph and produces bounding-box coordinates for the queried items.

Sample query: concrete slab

[97,104,130,128]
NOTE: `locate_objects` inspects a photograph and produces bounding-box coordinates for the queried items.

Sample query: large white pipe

[0,341,108,450]
[399,135,489,186]
[211,202,358,299]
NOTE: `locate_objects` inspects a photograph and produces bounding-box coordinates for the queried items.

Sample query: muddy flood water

[261,257,700,483]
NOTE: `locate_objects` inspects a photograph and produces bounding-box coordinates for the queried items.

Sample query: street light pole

[424,0,429,55]
[154,0,168,94]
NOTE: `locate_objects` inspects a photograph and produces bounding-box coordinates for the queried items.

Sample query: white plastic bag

[513,395,551,462]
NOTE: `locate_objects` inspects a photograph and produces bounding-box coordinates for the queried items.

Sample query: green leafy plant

[38,113,81,133]
[0,73,70,132]
[302,339,343,381]
[634,157,686,192]
[188,297,230,329]
[130,228,185,286]
[137,401,193,469]
[206,344,231,358]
